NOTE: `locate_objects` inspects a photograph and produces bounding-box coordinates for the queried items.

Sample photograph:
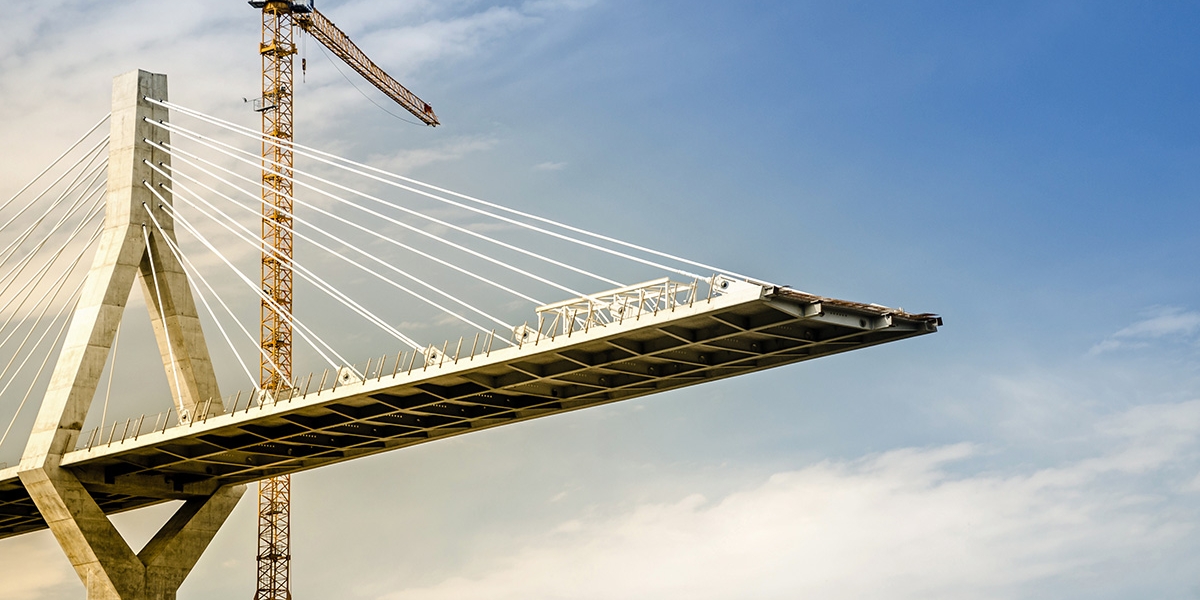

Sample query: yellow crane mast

[248,2,438,598]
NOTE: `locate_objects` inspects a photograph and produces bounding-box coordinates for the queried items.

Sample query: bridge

[0,71,939,599]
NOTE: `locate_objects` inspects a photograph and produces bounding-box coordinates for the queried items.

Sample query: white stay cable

[145,168,433,349]
[100,320,120,435]
[173,202,421,352]
[0,274,86,450]
[0,220,99,447]
[0,200,104,350]
[165,178,510,341]
[0,160,107,291]
[142,196,292,384]
[153,103,738,280]
[147,209,280,388]
[0,194,104,329]
[152,150,545,306]
[0,131,107,245]
[0,114,108,222]
[141,225,185,413]
[149,159,514,337]
[163,204,345,373]
[144,178,422,351]
[0,164,106,305]
[149,124,621,291]
[0,137,107,267]
[0,221,101,379]
[171,204,349,374]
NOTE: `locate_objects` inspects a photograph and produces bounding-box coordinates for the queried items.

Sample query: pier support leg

[20,466,243,600]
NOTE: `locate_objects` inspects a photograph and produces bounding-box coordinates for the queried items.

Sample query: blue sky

[1,1,1199,598]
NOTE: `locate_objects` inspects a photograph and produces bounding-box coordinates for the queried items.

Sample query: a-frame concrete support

[20,466,243,600]
[17,70,244,600]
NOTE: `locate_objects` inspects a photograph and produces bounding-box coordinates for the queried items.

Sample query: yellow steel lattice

[256,2,295,599]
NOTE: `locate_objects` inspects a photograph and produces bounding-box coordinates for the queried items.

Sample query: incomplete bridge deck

[0,282,939,539]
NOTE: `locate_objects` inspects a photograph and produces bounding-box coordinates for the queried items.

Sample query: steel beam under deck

[0,284,939,540]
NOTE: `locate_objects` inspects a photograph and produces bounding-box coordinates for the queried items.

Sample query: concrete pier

[17,69,241,600]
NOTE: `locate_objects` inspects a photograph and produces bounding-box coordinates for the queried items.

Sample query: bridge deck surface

[0,284,939,539]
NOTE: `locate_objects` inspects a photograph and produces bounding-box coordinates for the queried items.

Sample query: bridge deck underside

[0,287,939,540]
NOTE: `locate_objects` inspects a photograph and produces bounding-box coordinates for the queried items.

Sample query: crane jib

[296,10,439,126]
[249,1,438,126]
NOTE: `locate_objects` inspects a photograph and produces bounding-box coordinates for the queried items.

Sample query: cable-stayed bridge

[0,71,939,599]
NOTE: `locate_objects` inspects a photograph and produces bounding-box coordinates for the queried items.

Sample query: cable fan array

[0,103,758,460]
[0,116,111,466]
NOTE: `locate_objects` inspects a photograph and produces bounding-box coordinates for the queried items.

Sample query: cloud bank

[1090,306,1200,354]
[386,401,1200,600]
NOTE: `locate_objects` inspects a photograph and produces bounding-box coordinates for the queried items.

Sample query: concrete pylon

[17,70,244,600]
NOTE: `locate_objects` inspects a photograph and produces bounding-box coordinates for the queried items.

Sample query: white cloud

[1089,306,1200,354]
[1113,307,1200,339]
[366,136,498,173]
[9,401,1199,600]
[356,7,536,77]
[1185,472,1200,494]
[533,161,567,171]
[522,0,601,14]
[383,401,1200,600]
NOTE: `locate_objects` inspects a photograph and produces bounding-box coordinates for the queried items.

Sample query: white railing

[71,274,759,452]
[522,274,751,343]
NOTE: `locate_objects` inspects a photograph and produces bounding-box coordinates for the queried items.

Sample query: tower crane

[246,2,438,598]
